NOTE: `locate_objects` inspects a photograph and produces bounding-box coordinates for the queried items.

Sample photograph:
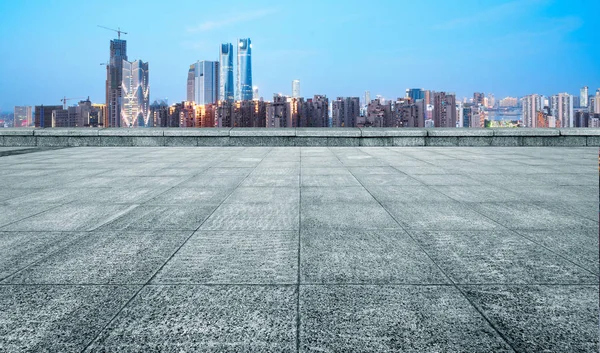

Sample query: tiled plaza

[0,146,598,352]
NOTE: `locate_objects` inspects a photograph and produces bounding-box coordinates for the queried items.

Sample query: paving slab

[100,204,218,231]
[300,285,511,352]
[410,230,597,284]
[224,187,299,204]
[0,231,86,280]
[384,202,501,231]
[301,228,448,284]
[461,285,599,353]
[3,230,191,284]
[0,285,140,352]
[152,230,297,284]
[301,186,377,204]
[85,285,296,352]
[366,185,454,203]
[146,187,234,204]
[201,203,299,230]
[301,202,399,230]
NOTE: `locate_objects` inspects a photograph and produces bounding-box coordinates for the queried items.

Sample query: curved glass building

[236,38,252,101]
[219,43,234,102]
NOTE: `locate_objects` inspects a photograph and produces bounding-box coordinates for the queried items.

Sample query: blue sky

[0,0,598,109]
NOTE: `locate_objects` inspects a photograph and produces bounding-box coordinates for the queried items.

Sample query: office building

[580,87,589,108]
[292,80,300,98]
[365,91,371,106]
[13,106,32,127]
[236,38,253,101]
[219,43,234,102]
[75,98,105,127]
[406,88,425,102]
[253,86,259,100]
[433,92,457,128]
[550,93,574,128]
[187,61,219,105]
[522,94,544,128]
[34,105,62,128]
[121,59,150,127]
[332,97,360,127]
[107,39,127,127]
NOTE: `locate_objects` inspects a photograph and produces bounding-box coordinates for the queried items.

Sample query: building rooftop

[0,146,598,352]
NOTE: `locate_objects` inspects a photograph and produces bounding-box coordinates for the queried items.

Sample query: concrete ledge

[1,128,599,147]
[361,128,427,137]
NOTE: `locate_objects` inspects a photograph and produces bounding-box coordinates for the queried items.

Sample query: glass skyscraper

[219,43,234,102]
[187,61,219,105]
[236,38,253,101]
[107,39,127,127]
[121,59,150,127]
[406,88,425,102]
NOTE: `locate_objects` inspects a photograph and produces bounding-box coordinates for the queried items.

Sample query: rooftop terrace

[0,145,598,352]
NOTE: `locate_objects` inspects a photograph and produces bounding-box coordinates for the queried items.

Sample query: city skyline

[0,0,599,109]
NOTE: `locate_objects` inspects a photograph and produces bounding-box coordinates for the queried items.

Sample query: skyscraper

[406,88,425,102]
[522,94,544,128]
[292,80,300,98]
[473,92,484,106]
[365,91,371,105]
[236,38,252,101]
[433,92,457,128]
[107,39,127,127]
[253,86,259,100]
[580,87,589,108]
[551,93,574,128]
[187,61,219,105]
[219,43,234,102]
[121,59,150,127]
[595,89,600,114]
[332,97,360,127]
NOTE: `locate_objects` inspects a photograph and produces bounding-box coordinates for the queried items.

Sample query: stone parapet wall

[1,128,599,147]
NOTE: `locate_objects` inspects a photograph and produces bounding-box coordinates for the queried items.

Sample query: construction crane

[97,25,128,39]
[60,96,87,109]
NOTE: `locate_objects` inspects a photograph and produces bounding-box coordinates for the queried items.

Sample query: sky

[0,0,599,110]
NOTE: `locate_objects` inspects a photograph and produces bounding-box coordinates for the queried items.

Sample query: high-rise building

[34,105,62,128]
[121,59,150,127]
[13,106,32,127]
[267,95,291,128]
[550,93,574,128]
[365,91,371,105]
[473,92,484,106]
[580,87,589,108]
[292,80,300,98]
[433,92,457,128]
[595,89,600,114]
[406,88,425,102]
[236,38,253,101]
[332,97,360,127]
[367,100,393,127]
[107,39,127,127]
[487,93,495,108]
[522,94,544,128]
[75,98,105,127]
[394,98,424,127]
[253,86,259,100]
[187,61,219,105]
[219,43,234,102]
[150,100,170,127]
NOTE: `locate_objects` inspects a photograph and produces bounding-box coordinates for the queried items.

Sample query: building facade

[121,59,150,127]
[107,39,127,127]
[187,61,219,105]
[292,80,300,98]
[522,94,544,128]
[13,106,32,127]
[580,86,589,108]
[406,88,425,102]
[219,43,234,102]
[236,38,253,101]
[34,105,62,128]
[433,92,457,128]
[550,93,574,128]
[332,97,360,127]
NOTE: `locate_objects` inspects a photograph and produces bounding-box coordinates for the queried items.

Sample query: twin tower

[188,38,252,105]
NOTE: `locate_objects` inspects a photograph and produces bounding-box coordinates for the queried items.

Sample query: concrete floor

[0,146,598,352]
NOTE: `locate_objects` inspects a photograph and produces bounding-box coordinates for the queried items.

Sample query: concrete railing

[1,128,600,147]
